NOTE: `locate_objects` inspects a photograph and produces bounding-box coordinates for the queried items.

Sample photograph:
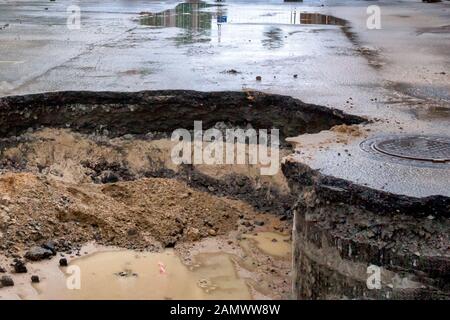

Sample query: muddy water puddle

[139,2,348,51]
[140,1,347,42]
[241,232,291,258]
[140,2,346,29]
[34,250,251,300]
[1,231,291,300]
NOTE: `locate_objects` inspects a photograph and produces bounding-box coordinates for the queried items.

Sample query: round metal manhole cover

[373,136,450,163]
[360,135,450,166]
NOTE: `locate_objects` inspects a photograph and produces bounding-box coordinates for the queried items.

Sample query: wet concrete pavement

[0,0,449,197]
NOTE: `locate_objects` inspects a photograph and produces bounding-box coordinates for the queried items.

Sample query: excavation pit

[0,90,364,140]
[0,90,364,252]
[1,90,448,300]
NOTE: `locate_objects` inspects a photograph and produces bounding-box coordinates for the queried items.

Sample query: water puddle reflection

[140,2,346,29]
[140,2,215,30]
[139,2,347,47]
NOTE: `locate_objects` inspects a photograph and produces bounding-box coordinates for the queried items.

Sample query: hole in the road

[0,90,363,141]
[0,90,364,299]
[0,90,363,253]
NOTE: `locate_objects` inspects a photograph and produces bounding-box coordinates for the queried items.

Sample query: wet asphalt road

[0,0,449,197]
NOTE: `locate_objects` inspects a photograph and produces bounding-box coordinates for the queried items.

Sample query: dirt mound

[0,126,295,259]
[0,172,264,256]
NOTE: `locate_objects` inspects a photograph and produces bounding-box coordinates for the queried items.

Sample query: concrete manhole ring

[360,135,450,167]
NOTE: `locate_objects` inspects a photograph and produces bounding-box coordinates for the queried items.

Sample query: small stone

[208,229,217,236]
[256,76,262,81]
[122,134,134,140]
[254,220,265,226]
[31,275,40,283]
[25,246,53,261]
[12,259,27,273]
[293,74,298,78]
[0,275,14,287]
[243,220,253,227]
[59,258,68,267]
[42,241,57,255]
[224,69,240,74]
[98,170,119,183]
[186,227,200,241]
[127,228,138,236]
[0,266,5,273]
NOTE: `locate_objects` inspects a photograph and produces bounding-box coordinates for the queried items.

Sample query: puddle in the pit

[32,250,253,300]
[241,232,291,258]
[140,2,346,32]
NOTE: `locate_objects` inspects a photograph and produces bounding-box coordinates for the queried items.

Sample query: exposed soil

[0,90,365,139]
[0,171,263,252]
[0,125,295,255]
[283,159,450,299]
[0,127,292,298]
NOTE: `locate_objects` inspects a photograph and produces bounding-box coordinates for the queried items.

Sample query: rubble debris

[59,258,68,267]
[12,259,27,273]
[25,246,54,261]
[221,69,241,74]
[0,275,14,287]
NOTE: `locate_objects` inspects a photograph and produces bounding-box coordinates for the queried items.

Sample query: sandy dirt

[0,127,292,299]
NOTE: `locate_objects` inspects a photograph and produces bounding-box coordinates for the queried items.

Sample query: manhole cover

[369,135,450,163]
